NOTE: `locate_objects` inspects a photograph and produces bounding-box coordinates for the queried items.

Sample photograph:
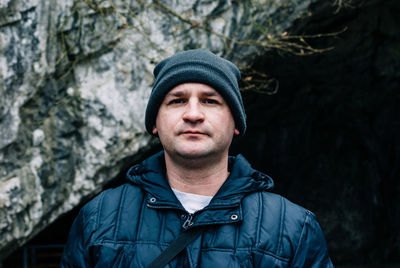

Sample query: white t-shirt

[172,188,213,214]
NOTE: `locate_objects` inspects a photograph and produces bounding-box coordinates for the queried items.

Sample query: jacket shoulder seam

[113,184,128,241]
[291,209,310,265]
[277,196,285,255]
[95,191,106,231]
[136,188,146,241]
[255,191,263,248]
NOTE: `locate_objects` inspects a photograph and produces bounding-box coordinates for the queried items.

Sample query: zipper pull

[182,213,194,229]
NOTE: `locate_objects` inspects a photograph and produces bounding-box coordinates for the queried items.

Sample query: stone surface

[0,0,322,261]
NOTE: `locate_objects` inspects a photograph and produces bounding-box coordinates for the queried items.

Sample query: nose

[182,99,204,123]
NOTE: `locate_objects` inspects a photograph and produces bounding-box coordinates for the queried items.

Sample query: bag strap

[147,227,203,268]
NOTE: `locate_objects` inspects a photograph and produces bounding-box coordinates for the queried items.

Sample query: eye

[203,98,219,104]
[168,98,186,105]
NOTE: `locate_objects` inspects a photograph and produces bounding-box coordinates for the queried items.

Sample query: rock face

[0,0,323,261]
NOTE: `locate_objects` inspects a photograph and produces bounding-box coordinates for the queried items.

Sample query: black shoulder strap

[147,227,203,268]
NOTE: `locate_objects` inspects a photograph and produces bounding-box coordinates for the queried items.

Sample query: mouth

[181,130,207,136]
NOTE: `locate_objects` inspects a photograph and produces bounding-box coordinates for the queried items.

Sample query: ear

[234,129,240,135]
[152,125,158,135]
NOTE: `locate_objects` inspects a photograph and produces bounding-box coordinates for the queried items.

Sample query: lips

[181,130,208,136]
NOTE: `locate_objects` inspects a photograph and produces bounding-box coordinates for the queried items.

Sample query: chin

[176,151,210,160]
[174,147,215,160]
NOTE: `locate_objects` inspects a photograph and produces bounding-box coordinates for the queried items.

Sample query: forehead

[166,83,221,97]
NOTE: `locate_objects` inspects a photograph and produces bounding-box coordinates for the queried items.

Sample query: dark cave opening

[231,0,400,264]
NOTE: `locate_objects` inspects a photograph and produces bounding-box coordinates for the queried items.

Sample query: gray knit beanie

[145,48,246,136]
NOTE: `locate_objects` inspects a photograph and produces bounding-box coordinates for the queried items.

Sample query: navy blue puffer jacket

[61,151,334,267]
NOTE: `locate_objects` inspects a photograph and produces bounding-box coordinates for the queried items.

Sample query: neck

[164,152,230,196]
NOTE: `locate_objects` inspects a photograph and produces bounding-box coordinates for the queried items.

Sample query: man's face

[153,83,239,161]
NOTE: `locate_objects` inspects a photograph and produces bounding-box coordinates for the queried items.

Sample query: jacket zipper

[182,213,194,229]
[147,203,195,230]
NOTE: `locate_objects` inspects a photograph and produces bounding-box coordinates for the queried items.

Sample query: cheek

[155,111,177,132]
[219,110,236,129]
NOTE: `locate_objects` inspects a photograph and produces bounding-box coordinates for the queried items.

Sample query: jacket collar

[126,151,274,227]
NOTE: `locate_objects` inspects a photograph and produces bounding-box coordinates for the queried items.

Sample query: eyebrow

[165,91,185,98]
[202,91,218,97]
[165,89,219,98]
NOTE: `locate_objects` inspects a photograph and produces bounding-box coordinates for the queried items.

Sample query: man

[61,49,334,267]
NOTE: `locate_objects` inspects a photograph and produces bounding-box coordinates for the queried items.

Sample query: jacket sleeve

[60,198,99,268]
[290,211,334,268]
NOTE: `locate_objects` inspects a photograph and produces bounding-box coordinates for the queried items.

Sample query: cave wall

[232,0,400,265]
[0,0,326,261]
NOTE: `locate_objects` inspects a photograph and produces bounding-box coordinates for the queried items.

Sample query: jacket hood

[126,151,274,206]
